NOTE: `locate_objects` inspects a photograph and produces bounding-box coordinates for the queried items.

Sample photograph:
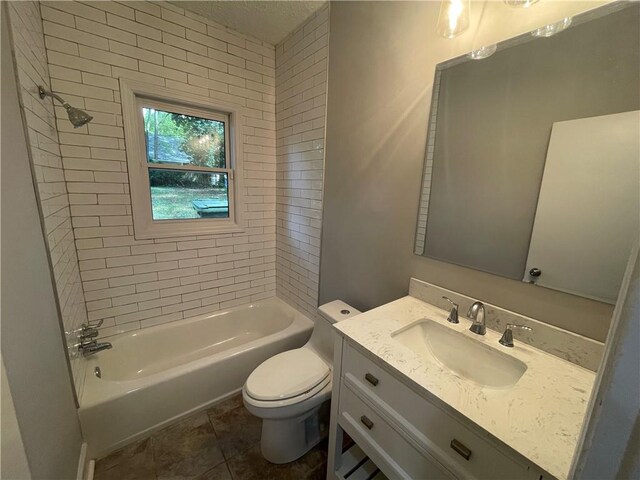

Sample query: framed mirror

[414,2,639,304]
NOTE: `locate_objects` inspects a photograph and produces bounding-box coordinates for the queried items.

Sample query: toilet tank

[308,300,361,363]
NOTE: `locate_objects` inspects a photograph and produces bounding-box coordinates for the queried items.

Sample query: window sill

[133,218,245,240]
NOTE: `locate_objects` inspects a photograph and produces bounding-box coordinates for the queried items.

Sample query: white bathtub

[79,297,313,458]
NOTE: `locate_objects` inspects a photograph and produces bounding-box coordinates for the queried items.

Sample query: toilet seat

[245,348,330,402]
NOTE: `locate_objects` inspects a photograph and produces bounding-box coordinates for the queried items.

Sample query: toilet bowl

[243,300,361,464]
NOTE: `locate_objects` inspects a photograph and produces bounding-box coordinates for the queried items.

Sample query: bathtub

[79,297,313,458]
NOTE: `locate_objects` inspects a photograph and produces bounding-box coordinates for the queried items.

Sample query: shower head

[64,105,93,128]
[38,86,93,128]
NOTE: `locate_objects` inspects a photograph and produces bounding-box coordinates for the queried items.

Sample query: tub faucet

[75,321,111,357]
[80,340,112,357]
[468,301,486,335]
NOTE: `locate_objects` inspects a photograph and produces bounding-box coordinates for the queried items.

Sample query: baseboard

[76,442,88,480]
[85,460,95,480]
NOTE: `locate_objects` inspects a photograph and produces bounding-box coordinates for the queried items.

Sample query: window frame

[121,79,245,239]
[139,99,235,223]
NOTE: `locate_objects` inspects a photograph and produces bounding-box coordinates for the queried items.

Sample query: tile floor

[94,394,328,480]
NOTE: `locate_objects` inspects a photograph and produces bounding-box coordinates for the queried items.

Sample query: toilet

[242,300,360,464]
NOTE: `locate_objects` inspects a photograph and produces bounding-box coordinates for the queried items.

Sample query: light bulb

[531,17,572,38]
[437,0,470,39]
[504,0,540,7]
[467,44,497,60]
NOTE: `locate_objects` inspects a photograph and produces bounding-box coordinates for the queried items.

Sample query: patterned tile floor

[94,394,328,480]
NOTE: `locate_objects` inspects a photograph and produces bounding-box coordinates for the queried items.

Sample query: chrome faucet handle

[441,296,459,324]
[68,320,103,337]
[499,324,533,347]
[80,329,99,340]
[70,320,103,336]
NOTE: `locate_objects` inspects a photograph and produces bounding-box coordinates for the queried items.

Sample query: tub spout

[80,341,112,357]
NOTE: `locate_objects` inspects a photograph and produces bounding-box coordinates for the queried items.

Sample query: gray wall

[425,7,640,279]
[1,9,83,478]
[1,360,31,479]
[320,1,616,342]
[572,246,639,479]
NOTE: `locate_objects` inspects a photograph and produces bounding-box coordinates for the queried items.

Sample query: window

[142,104,231,221]
[121,80,245,238]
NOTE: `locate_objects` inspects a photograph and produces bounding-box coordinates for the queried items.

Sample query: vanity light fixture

[467,44,497,60]
[531,17,573,37]
[504,0,540,7]
[437,0,470,39]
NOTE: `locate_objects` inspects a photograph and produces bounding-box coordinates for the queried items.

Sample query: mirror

[415,2,639,304]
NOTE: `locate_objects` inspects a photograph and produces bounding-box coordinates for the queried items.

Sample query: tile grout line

[150,434,158,480]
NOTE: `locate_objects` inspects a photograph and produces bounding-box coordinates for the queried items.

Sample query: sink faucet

[467,301,486,335]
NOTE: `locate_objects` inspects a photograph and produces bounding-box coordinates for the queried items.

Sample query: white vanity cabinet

[327,339,550,480]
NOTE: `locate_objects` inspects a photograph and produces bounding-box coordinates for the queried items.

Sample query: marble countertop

[334,295,596,480]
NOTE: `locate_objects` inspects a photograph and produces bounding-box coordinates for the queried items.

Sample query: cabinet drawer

[340,383,454,480]
[342,342,543,480]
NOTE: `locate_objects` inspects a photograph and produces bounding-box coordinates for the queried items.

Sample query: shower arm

[38,86,69,107]
[37,85,93,128]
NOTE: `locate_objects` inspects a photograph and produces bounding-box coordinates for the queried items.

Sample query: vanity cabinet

[328,340,549,480]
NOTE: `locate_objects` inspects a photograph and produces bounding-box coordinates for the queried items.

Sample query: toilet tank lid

[318,300,361,324]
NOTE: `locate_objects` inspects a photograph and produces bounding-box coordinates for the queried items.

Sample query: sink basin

[391,319,527,388]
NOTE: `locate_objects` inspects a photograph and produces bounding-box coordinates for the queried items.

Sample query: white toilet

[243,300,360,464]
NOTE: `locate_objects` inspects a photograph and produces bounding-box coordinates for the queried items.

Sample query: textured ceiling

[173,1,326,45]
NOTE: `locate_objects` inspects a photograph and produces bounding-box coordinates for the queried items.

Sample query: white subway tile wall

[414,70,441,255]
[275,6,329,317]
[7,1,89,398]
[40,0,278,336]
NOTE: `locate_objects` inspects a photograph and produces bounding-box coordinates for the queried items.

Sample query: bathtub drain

[94,366,102,378]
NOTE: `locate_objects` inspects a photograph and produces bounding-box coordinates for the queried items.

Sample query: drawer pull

[365,373,379,386]
[360,415,374,430]
[450,439,472,461]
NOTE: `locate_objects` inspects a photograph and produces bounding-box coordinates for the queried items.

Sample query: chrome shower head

[64,104,93,128]
[38,86,93,128]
